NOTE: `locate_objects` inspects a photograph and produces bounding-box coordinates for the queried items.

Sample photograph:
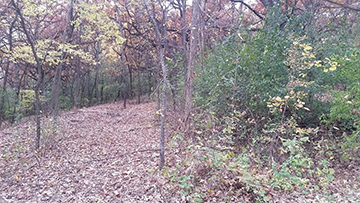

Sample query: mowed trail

[0,102,165,202]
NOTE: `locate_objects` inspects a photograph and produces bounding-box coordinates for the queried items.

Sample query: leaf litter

[0,102,167,202]
[1,101,359,202]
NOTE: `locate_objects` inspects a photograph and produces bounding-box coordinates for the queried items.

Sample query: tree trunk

[80,72,88,107]
[128,66,133,99]
[146,54,152,99]
[73,57,80,109]
[12,0,43,150]
[144,0,168,169]
[49,0,74,117]
[115,5,128,109]
[184,0,200,130]
[148,71,152,99]
[11,63,20,124]
[180,0,188,79]
[156,63,161,110]
[100,78,104,103]
[94,41,101,104]
[0,58,8,128]
[0,14,17,128]
[88,72,93,107]
[137,70,141,104]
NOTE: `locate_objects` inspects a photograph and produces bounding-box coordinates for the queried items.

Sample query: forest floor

[0,101,360,202]
[0,101,169,202]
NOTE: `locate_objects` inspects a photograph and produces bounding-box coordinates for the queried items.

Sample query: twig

[86,147,175,163]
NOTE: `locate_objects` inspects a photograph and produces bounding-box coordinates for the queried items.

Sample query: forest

[0,0,360,202]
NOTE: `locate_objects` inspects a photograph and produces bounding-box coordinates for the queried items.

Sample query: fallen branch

[86,147,176,163]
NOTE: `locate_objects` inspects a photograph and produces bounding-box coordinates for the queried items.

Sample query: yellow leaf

[15,175,21,182]
[274,96,283,102]
[323,69,328,72]
[329,66,336,71]
[304,45,312,51]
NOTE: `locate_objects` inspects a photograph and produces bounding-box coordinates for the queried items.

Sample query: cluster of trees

[193,0,360,167]
[165,1,360,201]
[0,0,259,155]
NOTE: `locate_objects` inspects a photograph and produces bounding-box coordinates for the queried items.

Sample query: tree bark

[180,0,188,79]
[49,0,74,117]
[88,71,93,107]
[0,57,8,128]
[0,14,17,128]
[184,0,200,130]
[115,5,127,109]
[137,70,141,104]
[128,65,133,99]
[94,41,101,104]
[11,62,20,124]
[12,0,43,150]
[143,0,168,169]
[73,56,80,109]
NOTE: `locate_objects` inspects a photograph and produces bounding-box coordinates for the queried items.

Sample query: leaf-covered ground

[0,102,167,202]
[1,101,359,202]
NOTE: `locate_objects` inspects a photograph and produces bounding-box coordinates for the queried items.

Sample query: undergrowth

[163,35,360,202]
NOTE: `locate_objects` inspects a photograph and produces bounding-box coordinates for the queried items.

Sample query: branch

[323,0,360,12]
[230,0,265,20]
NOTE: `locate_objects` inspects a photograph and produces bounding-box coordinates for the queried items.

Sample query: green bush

[194,28,289,120]
[0,89,18,121]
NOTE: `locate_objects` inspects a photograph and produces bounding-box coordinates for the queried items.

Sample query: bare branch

[323,0,360,12]
[230,0,265,20]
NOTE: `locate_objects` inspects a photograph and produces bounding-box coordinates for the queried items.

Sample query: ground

[1,101,359,202]
[0,101,166,202]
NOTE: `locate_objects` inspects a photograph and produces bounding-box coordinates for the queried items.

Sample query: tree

[184,0,201,130]
[143,0,168,169]
[10,0,46,149]
[0,10,18,128]
[49,0,75,117]
[115,4,128,109]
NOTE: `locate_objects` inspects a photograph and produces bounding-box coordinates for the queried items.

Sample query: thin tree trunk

[128,65,133,99]
[94,41,101,104]
[148,71,152,99]
[100,78,104,103]
[137,70,141,104]
[156,63,160,110]
[146,54,152,99]
[88,72,93,107]
[0,14,17,128]
[11,63,20,124]
[0,58,8,128]
[180,0,188,79]
[73,57,80,109]
[144,0,168,169]
[49,0,74,117]
[80,72,88,107]
[115,5,127,109]
[12,0,43,150]
[184,0,200,130]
